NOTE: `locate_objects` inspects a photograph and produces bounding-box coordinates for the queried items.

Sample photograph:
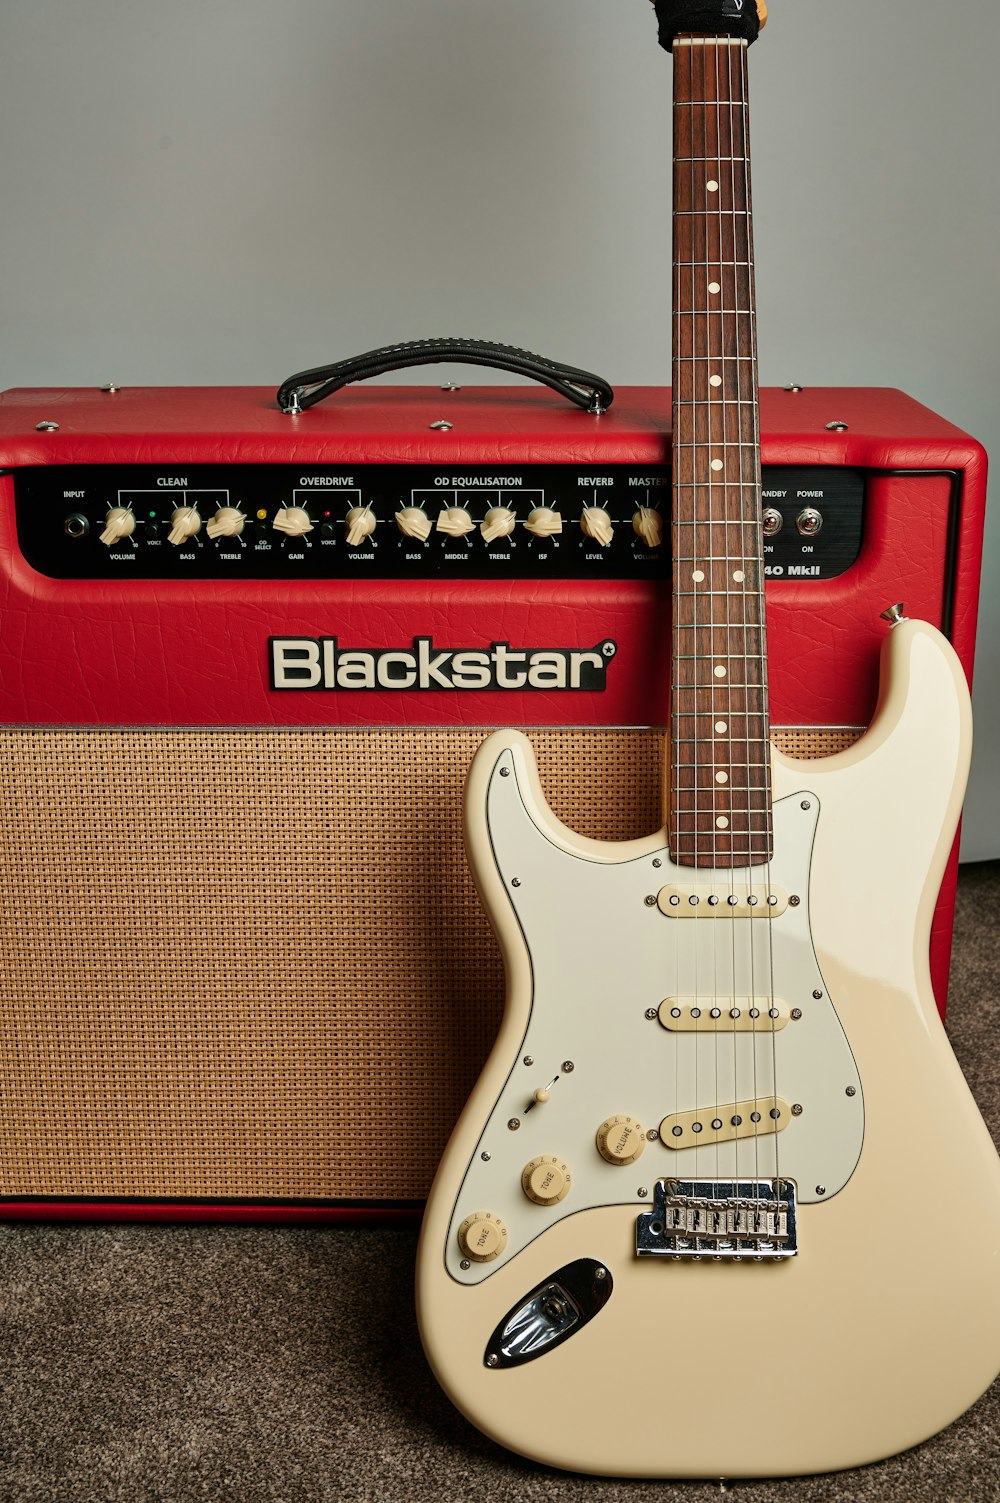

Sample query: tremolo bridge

[636,1178,798,1261]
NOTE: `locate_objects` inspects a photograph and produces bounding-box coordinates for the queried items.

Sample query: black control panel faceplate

[13,464,864,581]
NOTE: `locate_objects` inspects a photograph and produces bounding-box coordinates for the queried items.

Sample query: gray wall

[2,0,997,857]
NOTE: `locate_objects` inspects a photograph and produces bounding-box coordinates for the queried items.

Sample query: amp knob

[206,506,246,540]
[99,507,136,547]
[168,506,201,546]
[521,1155,572,1207]
[273,506,314,537]
[457,1211,509,1263]
[580,507,614,547]
[524,506,562,539]
[345,506,376,546]
[632,508,663,549]
[395,506,432,541]
[436,507,475,538]
[481,506,517,544]
[596,1115,646,1165]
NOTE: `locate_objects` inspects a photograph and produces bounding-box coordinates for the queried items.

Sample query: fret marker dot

[692,569,705,582]
[733,570,745,583]
[708,281,721,295]
[711,459,724,471]
[707,180,719,192]
[716,771,729,784]
[715,721,727,733]
[714,665,727,678]
[710,375,723,388]
[716,816,729,830]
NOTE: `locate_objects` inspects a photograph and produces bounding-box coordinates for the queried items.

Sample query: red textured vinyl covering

[0,384,987,1176]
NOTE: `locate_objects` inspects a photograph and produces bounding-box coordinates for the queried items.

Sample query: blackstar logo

[269,636,617,692]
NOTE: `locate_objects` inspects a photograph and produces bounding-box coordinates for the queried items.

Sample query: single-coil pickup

[656,884,788,917]
[657,997,790,1032]
[659,1097,791,1149]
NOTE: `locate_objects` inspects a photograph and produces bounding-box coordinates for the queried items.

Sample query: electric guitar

[416,3,1000,1477]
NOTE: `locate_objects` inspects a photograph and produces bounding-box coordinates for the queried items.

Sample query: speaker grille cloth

[0,725,860,1206]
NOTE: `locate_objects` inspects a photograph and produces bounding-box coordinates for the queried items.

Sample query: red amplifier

[0,382,986,1223]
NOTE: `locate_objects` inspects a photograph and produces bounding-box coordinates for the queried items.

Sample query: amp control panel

[14,464,864,581]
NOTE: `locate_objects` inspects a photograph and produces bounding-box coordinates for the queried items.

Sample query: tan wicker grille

[0,723,862,1206]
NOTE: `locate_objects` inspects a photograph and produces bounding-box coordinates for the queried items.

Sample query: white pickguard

[445,746,863,1284]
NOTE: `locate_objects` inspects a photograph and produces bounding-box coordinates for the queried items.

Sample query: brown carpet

[1,866,997,1503]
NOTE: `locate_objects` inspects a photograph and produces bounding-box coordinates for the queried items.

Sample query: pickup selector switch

[457,1211,508,1262]
[99,507,135,547]
[168,506,202,546]
[581,507,614,547]
[206,506,246,540]
[273,506,314,538]
[596,1115,646,1166]
[521,1156,572,1206]
[632,508,663,549]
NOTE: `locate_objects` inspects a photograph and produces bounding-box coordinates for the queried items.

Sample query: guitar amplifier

[0,381,986,1222]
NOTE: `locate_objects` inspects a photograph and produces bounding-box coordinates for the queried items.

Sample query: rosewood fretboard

[669,36,772,869]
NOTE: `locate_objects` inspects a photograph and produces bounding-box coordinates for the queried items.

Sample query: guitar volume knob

[457,1211,509,1263]
[596,1115,646,1165]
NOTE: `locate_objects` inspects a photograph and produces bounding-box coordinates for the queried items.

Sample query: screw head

[511,878,521,888]
[499,766,510,777]
[594,1266,607,1281]
[637,1187,648,1198]
[34,420,59,431]
[791,1103,803,1116]
[652,858,662,869]
[644,894,657,907]
[561,1061,575,1073]
[481,1151,491,1161]
[522,1056,533,1067]
[647,1128,659,1140]
[507,1118,520,1131]
[801,800,811,810]
[816,1185,827,1196]
[813,989,823,999]
[791,1007,803,1020]
[789,895,801,907]
[846,1086,857,1097]
[460,1259,471,1270]
[430,419,454,431]
[486,1353,499,1367]
[440,382,461,391]
[825,420,849,431]
[99,382,121,392]
[645,1007,658,1020]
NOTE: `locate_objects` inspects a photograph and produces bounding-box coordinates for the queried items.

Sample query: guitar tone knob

[521,1156,572,1207]
[167,506,201,546]
[99,507,136,547]
[457,1211,509,1263]
[395,506,432,541]
[345,506,376,546]
[596,1115,646,1166]
[481,506,517,544]
[273,505,314,537]
[206,506,246,540]
[632,508,663,549]
[580,507,614,547]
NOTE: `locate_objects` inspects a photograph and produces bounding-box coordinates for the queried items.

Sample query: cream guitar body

[416,618,1000,1478]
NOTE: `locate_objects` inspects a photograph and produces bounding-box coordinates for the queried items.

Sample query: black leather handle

[276,338,614,415]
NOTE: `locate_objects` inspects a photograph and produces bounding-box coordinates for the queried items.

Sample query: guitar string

[741,30,784,1209]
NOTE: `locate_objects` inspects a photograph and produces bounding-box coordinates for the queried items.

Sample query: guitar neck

[669,36,772,870]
